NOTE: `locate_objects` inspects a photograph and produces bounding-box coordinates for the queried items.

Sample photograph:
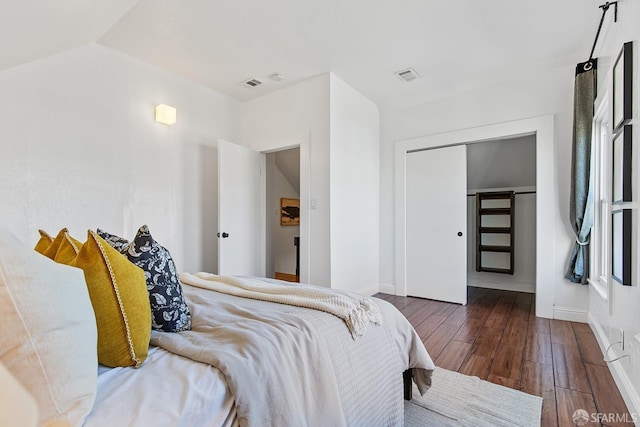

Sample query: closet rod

[466,191,536,197]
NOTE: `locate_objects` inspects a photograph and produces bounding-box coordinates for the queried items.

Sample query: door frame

[395,115,555,318]
[259,133,311,284]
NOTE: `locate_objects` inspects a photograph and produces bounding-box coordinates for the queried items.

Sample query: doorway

[395,116,555,318]
[199,137,310,281]
[265,147,301,282]
[466,135,537,294]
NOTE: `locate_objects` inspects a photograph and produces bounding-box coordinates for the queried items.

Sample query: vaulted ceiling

[2,0,602,109]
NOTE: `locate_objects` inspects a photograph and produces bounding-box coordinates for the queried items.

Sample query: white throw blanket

[151,284,435,426]
[180,272,382,339]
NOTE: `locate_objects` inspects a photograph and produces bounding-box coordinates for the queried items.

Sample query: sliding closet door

[217,139,264,276]
[406,145,467,304]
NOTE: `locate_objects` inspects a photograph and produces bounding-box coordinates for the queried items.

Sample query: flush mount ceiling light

[395,68,420,83]
[155,104,177,125]
[269,72,284,82]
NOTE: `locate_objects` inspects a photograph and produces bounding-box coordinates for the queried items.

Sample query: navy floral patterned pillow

[96,228,130,252]
[98,225,192,332]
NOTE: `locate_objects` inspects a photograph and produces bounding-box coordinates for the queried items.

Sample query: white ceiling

[0,0,139,70]
[3,0,602,110]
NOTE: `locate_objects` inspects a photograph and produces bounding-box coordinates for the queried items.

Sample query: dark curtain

[565,60,597,284]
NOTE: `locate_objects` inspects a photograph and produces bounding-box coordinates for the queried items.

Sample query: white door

[217,139,264,276]
[406,145,467,304]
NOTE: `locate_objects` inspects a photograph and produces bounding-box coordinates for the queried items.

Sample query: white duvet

[84,347,237,427]
[84,279,435,427]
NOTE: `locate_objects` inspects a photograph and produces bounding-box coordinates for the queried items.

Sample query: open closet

[404,134,537,305]
[466,135,537,294]
[406,135,536,304]
[398,116,553,316]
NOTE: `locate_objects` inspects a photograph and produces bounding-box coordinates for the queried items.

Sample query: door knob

[217,232,230,238]
[457,232,463,237]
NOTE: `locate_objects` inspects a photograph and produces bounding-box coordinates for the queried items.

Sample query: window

[590,93,610,299]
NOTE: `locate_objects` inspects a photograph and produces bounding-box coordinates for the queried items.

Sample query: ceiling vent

[395,68,420,83]
[242,78,263,88]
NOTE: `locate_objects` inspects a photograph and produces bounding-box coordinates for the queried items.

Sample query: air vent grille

[242,78,263,88]
[395,68,420,83]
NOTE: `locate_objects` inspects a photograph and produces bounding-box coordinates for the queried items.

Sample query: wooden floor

[376,287,634,427]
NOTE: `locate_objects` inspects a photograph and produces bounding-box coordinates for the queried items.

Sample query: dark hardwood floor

[376,287,634,427]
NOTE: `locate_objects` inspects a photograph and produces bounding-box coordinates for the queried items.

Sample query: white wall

[0,44,239,273]
[329,74,380,295]
[241,73,380,294]
[467,193,536,293]
[587,0,640,415]
[379,63,586,314]
[467,135,536,189]
[240,74,330,286]
[266,152,300,278]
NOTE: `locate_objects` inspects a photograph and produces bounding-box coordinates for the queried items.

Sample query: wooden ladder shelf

[476,191,515,275]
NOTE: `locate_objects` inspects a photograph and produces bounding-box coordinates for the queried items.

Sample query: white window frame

[589,91,611,301]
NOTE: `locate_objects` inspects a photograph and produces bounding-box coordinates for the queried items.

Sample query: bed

[0,226,435,427]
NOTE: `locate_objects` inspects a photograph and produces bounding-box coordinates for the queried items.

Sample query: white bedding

[83,280,434,427]
[84,346,238,427]
[151,283,434,427]
[180,272,383,339]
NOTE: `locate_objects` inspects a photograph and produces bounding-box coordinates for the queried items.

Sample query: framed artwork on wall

[612,41,633,132]
[280,198,300,226]
[612,125,632,204]
[611,209,631,286]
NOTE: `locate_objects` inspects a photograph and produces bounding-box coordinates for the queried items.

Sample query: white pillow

[0,361,39,427]
[0,227,98,426]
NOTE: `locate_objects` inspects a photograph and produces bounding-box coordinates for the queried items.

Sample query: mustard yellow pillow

[54,232,84,265]
[34,229,53,254]
[71,230,151,368]
[41,228,68,259]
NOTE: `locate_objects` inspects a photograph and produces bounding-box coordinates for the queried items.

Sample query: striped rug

[405,367,542,426]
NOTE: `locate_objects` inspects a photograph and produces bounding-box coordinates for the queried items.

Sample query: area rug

[405,368,542,427]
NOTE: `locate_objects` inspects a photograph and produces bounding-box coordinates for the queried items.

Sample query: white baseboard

[553,306,588,322]
[381,280,535,297]
[378,283,396,295]
[467,279,535,294]
[588,313,640,421]
[359,284,382,297]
